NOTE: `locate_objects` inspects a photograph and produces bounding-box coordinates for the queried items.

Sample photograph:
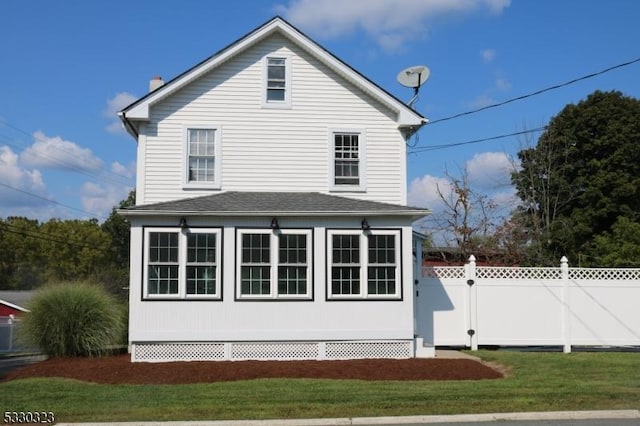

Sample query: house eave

[119,208,430,221]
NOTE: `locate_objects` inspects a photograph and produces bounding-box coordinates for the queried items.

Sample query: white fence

[0,316,22,352]
[416,256,640,352]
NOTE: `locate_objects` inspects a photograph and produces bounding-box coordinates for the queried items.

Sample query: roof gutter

[118,111,139,139]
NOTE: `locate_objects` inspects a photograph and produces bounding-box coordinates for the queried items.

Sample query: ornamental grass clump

[20,282,124,357]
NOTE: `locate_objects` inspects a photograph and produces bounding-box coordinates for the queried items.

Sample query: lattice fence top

[569,268,640,281]
[476,267,562,280]
[423,266,466,279]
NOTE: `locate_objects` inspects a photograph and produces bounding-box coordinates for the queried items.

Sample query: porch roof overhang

[119,191,431,222]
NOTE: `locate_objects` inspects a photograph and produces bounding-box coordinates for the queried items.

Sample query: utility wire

[0,120,134,186]
[0,181,106,220]
[424,57,640,127]
[2,221,108,249]
[408,126,547,154]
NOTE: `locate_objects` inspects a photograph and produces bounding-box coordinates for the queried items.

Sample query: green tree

[0,217,43,289]
[39,219,111,282]
[98,190,135,299]
[589,217,640,267]
[512,90,640,265]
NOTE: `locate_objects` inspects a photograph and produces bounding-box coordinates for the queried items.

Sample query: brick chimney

[149,76,164,92]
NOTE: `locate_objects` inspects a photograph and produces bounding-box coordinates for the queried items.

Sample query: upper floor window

[183,126,221,189]
[236,228,312,300]
[144,227,222,300]
[263,56,291,108]
[330,130,366,192]
[327,229,401,300]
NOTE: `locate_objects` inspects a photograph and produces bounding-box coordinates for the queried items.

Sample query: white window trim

[326,229,401,300]
[329,128,367,192]
[182,125,222,190]
[143,227,222,300]
[262,55,292,109]
[236,228,313,300]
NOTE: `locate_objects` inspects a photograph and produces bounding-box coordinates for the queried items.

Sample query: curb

[56,409,640,425]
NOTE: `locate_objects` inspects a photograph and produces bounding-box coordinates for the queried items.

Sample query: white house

[118,17,430,362]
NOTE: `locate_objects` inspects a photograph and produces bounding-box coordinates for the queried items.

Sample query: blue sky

[1,0,639,223]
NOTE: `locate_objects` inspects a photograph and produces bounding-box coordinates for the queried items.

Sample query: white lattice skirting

[131,340,413,362]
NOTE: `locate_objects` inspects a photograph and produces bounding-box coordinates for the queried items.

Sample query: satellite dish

[397,65,430,107]
[397,65,430,89]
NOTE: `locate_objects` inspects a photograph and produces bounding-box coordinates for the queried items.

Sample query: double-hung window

[263,56,291,107]
[327,229,401,300]
[237,229,312,300]
[183,126,221,189]
[330,130,366,191]
[144,228,222,299]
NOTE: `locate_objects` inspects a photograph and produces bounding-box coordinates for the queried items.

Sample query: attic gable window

[263,56,291,108]
[183,126,221,189]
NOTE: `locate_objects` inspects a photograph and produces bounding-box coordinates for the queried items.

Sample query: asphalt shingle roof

[121,192,429,217]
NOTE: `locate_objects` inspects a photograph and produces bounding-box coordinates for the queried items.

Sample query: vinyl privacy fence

[416,256,640,352]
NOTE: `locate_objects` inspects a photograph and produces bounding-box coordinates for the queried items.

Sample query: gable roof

[119,16,426,137]
[120,191,430,220]
[0,290,36,313]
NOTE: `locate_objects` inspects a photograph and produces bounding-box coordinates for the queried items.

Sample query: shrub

[20,282,124,357]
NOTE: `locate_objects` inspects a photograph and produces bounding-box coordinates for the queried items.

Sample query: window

[183,126,221,188]
[327,229,401,300]
[263,56,291,107]
[330,130,366,191]
[237,229,312,299]
[144,228,222,299]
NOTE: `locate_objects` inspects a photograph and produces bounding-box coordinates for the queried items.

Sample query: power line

[408,126,547,154]
[0,181,107,220]
[0,120,134,186]
[424,56,640,127]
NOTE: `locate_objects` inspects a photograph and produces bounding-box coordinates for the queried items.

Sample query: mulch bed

[1,354,503,384]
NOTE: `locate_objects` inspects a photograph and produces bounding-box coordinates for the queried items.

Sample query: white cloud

[81,182,132,218]
[0,145,48,208]
[111,161,136,179]
[20,131,103,172]
[480,48,496,63]
[277,0,511,51]
[495,77,511,91]
[466,93,496,109]
[104,92,137,134]
[465,151,514,189]
[407,174,451,210]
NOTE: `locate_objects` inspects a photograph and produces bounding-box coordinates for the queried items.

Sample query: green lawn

[1,351,638,423]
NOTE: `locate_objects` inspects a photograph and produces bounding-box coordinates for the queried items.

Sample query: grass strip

[1,351,638,423]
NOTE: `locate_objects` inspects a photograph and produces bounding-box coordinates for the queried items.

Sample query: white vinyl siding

[140,34,406,205]
[128,220,416,344]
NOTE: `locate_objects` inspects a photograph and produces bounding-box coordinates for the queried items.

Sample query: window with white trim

[183,127,221,188]
[330,130,365,191]
[263,56,291,107]
[144,228,222,299]
[327,229,401,300]
[237,229,312,299]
